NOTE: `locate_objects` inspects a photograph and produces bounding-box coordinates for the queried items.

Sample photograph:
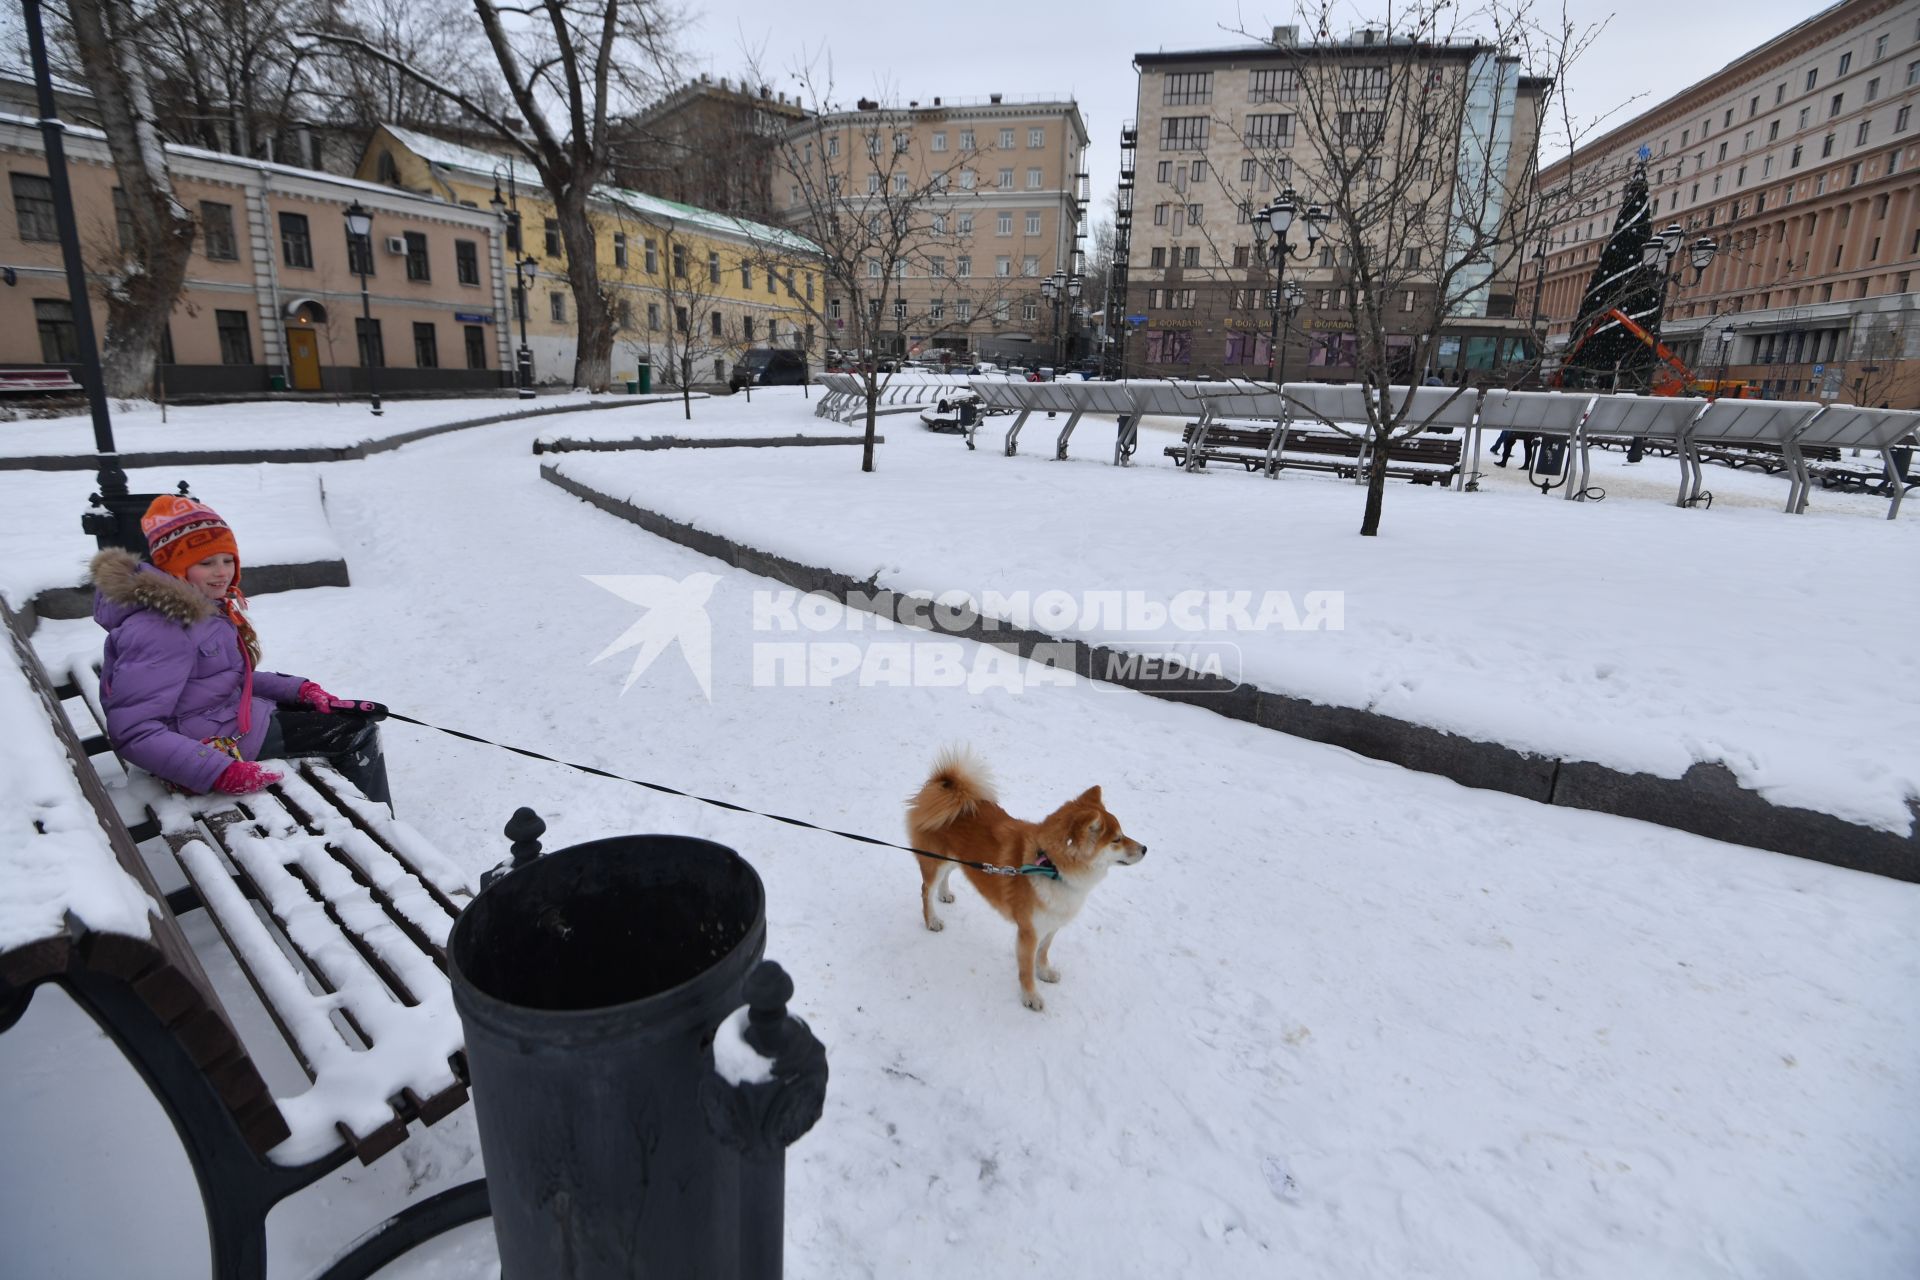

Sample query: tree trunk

[862,377,878,472]
[1359,433,1390,536]
[69,0,196,400]
[682,354,692,419]
[555,186,612,391]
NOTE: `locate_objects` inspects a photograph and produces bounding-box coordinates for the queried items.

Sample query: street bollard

[449,811,827,1279]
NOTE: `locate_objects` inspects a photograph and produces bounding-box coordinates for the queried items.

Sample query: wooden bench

[1809,441,1917,492]
[1165,420,1462,485]
[1,598,487,1280]
[1694,442,1841,474]
[0,368,84,395]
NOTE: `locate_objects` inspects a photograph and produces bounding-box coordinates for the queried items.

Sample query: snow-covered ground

[0,390,648,459]
[546,388,1920,833]
[2,398,1916,1278]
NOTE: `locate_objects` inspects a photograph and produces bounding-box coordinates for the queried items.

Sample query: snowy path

[4,407,1916,1278]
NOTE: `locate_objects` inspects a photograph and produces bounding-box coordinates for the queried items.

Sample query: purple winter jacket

[90,548,307,794]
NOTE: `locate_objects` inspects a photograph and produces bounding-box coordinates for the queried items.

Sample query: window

[1187,203,1203,225]
[1744,130,1754,151]
[1769,121,1779,141]
[1182,245,1199,268]
[807,274,815,300]
[645,238,658,272]
[1023,300,1039,322]
[827,135,840,157]
[711,311,724,336]
[997,168,1014,189]
[456,239,479,285]
[1404,248,1422,269]
[612,232,627,268]
[1807,68,1819,91]
[932,131,948,152]
[1149,246,1166,267]
[1160,116,1209,151]
[1868,77,1882,102]
[865,134,881,157]
[1858,120,1872,145]
[412,322,438,368]
[1723,109,1733,127]
[1850,161,1862,185]
[1026,212,1041,236]
[1163,71,1212,105]
[1245,113,1293,147]
[998,128,1015,149]
[355,316,384,367]
[1718,141,1728,161]
[930,297,945,321]
[959,169,976,190]
[956,298,972,321]
[1737,165,1746,186]
[827,298,841,321]
[929,256,945,277]
[1899,105,1912,132]
[465,325,487,370]
[648,302,661,330]
[550,291,566,323]
[1026,168,1042,189]
[767,269,776,295]
[894,259,907,280]
[1791,144,1803,168]
[957,255,971,277]
[672,243,687,277]
[997,211,1013,235]
[199,201,236,260]
[1341,66,1388,99]
[893,299,906,321]
[1800,106,1812,129]
[1337,112,1384,141]
[1764,156,1774,176]
[404,231,429,281]
[1029,128,1044,147]
[544,218,561,257]
[1750,95,1760,117]
[1249,68,1299,102]
[1831,93,1845,119]
[867,258,882,278]
[867,173,880,194]
[1232,245,1248,267]
[11,172,56,241]
[279,211,312,268]
[1022,255,1038,276]
[892,172,908,194]
[959,129,975,150]
[1823,133,1836,157]
[1154,203,1170,226]
[1241,158,1258,182]
[996,256,1011,277]
[894,132,909,154]
[1839,51,1852,75]
[958,214,973,234]
[673,305,688,332]
[34,298,77,362]
[1157,160,1172,183]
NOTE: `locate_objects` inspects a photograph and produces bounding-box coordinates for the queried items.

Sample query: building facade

[364,124,822,388]
[615,76,812,221]
[2,112,513,395]
[1537,0,1920,406]
[777,96,1091,362]
[1125,31,1547,382]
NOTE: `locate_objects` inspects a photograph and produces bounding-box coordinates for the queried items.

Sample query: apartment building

[778,95,1091,361]
[2,112,513,396]
[364,125,822,386]
[1126,29,1547,381]
[615,76,812,221]
[1538,0,1920,405]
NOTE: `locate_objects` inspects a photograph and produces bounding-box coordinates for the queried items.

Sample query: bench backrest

[2,599,290,1156]
[1791,403,1920,450]
[1687,398,1823,445]
[1476,389,1591,436]
[1579,394,1706,440]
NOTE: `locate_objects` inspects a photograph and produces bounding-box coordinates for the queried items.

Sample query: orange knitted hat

[141,495,241,582]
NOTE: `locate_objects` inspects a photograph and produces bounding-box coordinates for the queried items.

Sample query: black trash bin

[449,834,768,1279]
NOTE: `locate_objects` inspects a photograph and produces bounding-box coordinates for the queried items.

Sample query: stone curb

[0,395,695,472]
[540,460,1920,884]
[532,435,883,455]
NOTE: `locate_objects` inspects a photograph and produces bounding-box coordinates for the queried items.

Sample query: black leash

[384,711,1060,880]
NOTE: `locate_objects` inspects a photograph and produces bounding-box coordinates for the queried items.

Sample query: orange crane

[1556,307,1754,398]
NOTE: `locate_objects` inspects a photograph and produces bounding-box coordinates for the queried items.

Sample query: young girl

[89,494,389,805]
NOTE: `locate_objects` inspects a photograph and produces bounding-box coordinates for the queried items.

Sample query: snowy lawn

[547,393,1920,833]
[0,389,660,459]
[1,407,1914,1278]
[0,464,341,605]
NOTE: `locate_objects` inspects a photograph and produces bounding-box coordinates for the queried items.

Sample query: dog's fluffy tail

[907,750,996,835]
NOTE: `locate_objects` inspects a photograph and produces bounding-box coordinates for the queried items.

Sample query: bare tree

[650,226,740,419]
[739,72,1028,471]
[62,0,196,399]
[300,0,683,390]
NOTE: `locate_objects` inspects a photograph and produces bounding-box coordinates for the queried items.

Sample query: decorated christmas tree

[1560,155,1664,390]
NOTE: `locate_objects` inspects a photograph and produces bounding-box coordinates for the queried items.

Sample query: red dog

[907,753,1146,1011]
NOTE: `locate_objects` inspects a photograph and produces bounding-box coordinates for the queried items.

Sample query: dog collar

[1018,850,1062,880]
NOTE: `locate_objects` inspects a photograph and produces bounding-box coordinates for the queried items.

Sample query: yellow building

[360,125,822,386]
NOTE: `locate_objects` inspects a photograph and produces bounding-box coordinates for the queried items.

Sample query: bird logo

[585,572,722,699]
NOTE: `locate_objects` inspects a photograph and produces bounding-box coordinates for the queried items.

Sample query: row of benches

[4,599,487,1278]
[1164,420,1464,485]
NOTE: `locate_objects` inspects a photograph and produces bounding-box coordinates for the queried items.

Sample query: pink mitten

[213,760,282,795]
[297,680,338,713]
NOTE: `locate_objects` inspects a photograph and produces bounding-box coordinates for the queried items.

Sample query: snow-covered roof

[380,123,819,257]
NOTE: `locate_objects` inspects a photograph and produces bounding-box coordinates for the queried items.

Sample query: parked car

[730,348,809,392]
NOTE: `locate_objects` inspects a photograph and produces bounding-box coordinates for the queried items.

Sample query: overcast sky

[678,0,1826,217]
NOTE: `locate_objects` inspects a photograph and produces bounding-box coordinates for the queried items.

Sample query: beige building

[778,95,1091,361]
[1538,0,1920,406]
[2,111,514,395]
[1125,30,1548,381]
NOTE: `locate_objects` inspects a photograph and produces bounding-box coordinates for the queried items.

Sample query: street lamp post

[492,167,538,399]
[1268,280,1307,386]
[1041,270,1065,371]
[343,201,383,416]
[1716,326,1736,393]
[1637,221,1718,395]
[1250,187,1325,386]
[1064,272,1083,369]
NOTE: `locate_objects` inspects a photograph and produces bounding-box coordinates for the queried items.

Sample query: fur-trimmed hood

[90,546,216,629]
